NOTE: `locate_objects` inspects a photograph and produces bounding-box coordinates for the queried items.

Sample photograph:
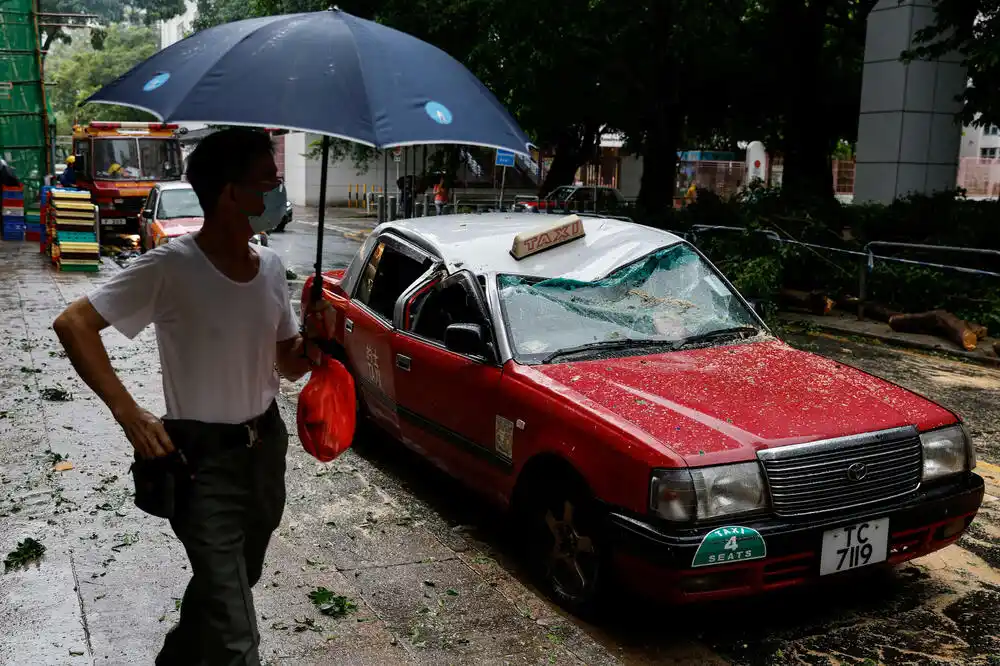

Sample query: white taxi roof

[155,181,192,191]
[384,213,683,282]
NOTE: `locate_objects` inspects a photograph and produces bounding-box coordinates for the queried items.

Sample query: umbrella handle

[311,136,332,303]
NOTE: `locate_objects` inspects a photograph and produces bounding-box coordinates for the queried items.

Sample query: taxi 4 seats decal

[691,526,767,567]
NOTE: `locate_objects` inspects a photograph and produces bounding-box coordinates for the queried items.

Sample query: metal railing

[676,225,999,321]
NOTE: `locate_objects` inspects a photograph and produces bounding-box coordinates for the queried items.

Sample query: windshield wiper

[541,338,674,364]
[670,326,761,350]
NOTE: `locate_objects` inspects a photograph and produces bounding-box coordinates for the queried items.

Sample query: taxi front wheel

[522,476,611,619]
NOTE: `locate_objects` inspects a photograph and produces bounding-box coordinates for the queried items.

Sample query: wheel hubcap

[544,500,596,598]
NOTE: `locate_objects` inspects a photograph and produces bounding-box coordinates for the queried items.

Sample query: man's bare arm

[53,297,174,458]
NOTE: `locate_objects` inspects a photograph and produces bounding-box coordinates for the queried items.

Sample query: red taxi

[139,182,204,252]
[303,213,984,617]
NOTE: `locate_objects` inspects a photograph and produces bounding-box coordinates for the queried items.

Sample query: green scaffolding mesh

[1,0,49,207]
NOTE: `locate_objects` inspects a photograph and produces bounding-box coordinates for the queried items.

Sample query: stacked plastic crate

[40,185,52,254]
[2,185,25,240]
[49,189,100,272]
[25,208,42,241]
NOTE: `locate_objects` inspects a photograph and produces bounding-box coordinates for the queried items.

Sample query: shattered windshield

[497,243,761,363]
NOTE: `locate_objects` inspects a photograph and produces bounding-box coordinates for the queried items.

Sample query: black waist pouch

[130,451,188,519]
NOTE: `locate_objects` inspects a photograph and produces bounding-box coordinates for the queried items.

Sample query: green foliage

[45,23,160,127]
[304,138,378,176]
[38,0,188,51]
[668,189,1000,331]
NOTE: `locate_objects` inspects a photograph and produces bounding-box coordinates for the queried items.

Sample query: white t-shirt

[88,233,299,424]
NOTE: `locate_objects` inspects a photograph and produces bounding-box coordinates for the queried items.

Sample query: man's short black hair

[185,127,274,215]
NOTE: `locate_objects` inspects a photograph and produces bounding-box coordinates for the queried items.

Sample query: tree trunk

[637,111,680,217]
[538,125,598,197]
[889,310,979,351]
[776,0,834,201]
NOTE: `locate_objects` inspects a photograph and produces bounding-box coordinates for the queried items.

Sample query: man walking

[53,128,329,665]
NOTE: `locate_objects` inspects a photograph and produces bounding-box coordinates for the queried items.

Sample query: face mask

[246,185,285,233]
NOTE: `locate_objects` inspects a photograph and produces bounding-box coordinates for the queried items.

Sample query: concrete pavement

[0,243,618,665]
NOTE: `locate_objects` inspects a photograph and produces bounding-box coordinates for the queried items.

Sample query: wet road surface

[1,229,998,665]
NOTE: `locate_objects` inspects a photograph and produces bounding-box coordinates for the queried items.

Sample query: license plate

[819,517,889,576]
[101,218,127,226]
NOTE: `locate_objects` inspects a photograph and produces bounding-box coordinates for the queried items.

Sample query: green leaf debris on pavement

[4,537,46,571]
[39,386,72,401]
[307,587,357,618]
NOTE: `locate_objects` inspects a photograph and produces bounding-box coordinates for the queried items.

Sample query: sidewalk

[778,310,1000,367]
[0,243,617,665]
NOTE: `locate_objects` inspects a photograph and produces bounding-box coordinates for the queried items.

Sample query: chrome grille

[758,426,922,517]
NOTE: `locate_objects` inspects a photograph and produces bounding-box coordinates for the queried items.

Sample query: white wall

[854,0,965,203]
[159,0,198,48]
[959,120,1000,158]
[284,132,442,206]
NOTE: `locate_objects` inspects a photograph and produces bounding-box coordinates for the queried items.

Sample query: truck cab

[69,121,184,249]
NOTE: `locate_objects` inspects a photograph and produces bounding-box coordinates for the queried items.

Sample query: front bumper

[607,472,985,603]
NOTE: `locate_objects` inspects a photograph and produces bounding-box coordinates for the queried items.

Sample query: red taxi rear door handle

[396,354,411,371]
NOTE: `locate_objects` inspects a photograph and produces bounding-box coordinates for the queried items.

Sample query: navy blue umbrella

[84,7,533,297]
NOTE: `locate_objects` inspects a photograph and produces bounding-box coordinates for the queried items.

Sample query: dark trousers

[154,401,288,666]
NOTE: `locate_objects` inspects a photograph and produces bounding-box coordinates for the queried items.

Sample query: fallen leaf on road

[4,538,46,571]
[53,461,74,472]
[69,649,85,656]
[308,587,357,618]
[294,617,322,633]
[39,387,72,401]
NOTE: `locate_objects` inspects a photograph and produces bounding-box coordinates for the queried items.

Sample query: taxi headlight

[650,462,769,522]
[920,424,975,482]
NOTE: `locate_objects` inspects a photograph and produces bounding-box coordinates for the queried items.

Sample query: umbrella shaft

[312,136,332,302]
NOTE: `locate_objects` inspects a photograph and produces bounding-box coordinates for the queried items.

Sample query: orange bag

[296,357,356,462]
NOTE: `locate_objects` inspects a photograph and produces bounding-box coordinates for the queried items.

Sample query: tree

[45,23,160,128]
[906,0,988,127]
[38,0,187,52]
[728,0,876,201]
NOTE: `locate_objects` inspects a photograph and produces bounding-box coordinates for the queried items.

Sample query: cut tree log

[835,297,902,323]
[965,321,988,341]
[780,289,835,316]
[888,310,979,351]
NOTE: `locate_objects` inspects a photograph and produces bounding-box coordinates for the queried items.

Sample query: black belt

[163,399,280,452]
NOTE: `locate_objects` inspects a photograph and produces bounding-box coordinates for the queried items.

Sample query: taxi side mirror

[142,209,153,218]
[444,323,484,357]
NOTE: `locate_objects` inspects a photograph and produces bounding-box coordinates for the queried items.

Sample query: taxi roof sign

[510,214,585,260]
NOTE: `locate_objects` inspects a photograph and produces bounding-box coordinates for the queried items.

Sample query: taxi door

[344,234,435,439]
[391,270,510,492]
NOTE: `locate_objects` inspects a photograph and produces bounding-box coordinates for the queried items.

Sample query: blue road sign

[495,150,516,167]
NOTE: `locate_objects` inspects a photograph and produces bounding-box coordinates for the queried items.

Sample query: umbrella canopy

[84,8,532,156]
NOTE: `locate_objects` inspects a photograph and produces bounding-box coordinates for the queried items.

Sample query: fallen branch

[965,321,988,341]
[835,297,901,323]
[888,310,979,351]
[780,289,835,315]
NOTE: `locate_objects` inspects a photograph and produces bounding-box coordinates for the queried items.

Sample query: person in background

[58,155,77,187]
[684,179,697,206]
[433,175,448,215]
[52,128,333,666]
